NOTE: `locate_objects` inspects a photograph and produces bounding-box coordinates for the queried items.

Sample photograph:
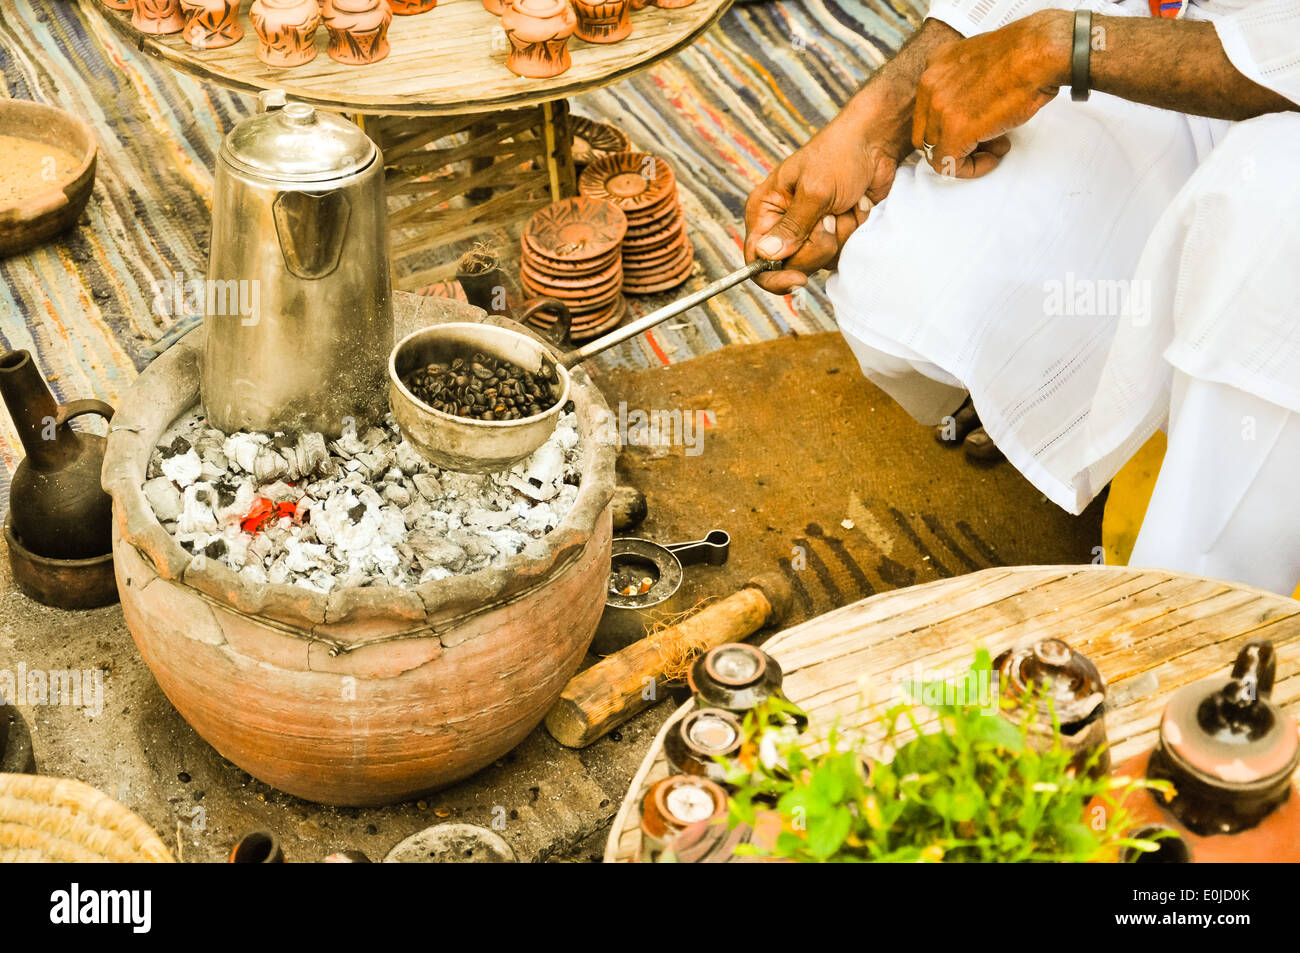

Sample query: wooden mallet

[545,573,793,748]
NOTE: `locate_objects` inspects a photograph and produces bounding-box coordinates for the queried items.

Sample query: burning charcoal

[504,443,563,502]
[284,540,330,573]
[222,432,262,474]
[252,447,289,484]
[412,472,443,501]
[149,408,583,592]
[178,483,218,535]
[143,476,184,523]
[382,484,411,508]
[200,448,229,482]
[161,448,203,488]
[163,435,192,458]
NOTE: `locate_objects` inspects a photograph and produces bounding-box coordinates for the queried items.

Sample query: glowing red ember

[240,497,297,534]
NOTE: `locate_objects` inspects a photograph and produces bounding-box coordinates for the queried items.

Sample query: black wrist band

[1071,10,1093,102]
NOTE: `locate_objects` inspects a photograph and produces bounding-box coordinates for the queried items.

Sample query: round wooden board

[604,565,1300,862]
[92,0,732,115]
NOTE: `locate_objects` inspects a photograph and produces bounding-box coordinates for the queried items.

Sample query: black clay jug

[0,349,114,559]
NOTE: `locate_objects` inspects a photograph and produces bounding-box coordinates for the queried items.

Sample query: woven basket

[0,773,174,862]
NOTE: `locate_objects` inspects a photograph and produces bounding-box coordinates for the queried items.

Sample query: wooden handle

[545,574,791,749]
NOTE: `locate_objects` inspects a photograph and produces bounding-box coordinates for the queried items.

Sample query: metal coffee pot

[202,93,392,437]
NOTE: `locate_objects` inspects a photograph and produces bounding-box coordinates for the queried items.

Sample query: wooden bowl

[0,100,97,257]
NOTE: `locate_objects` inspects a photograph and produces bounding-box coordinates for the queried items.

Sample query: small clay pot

[572,0,631,43]
[390,0,437,12]
[323,0,392,64]
[102,0,133,11]
[502,0,576,79]
[180,0,245,50]
[132,0,186,34]
[250,0,322,67]
[653,0,696,7]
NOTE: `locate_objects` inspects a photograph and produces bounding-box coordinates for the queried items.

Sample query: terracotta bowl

[102,304,617,806]
[0,100,97,257]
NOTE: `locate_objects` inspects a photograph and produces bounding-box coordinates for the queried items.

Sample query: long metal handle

[560,258,782,368]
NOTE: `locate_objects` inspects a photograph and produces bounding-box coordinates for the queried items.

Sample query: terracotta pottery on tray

[502,0,577,79]
[180,0,244,50]
[250,0,321,67]
[572,0,631,44]
[323,0,392,64]
[390,0,437,12]
[483,0,505,14]
[132,0,187,34]
[571,116,631,173]
[524,197,627,261]
[580,151,676,212]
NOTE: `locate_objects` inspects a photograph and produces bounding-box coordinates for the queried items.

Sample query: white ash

[144,410,582,592]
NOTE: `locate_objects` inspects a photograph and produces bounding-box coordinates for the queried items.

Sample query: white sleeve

[1209,0,1300,105]
[924,0,1084,37]
[924,0,1144,38]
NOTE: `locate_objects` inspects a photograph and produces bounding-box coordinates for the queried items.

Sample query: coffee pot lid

[222,99,376,184]
[1159,641,1299,786]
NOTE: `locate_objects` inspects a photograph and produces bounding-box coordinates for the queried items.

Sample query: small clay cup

[180,0,245,50]
[250,0,322,67]
[572,0,631,43]
[502,0,577,79]
[390,0,437,12]
[323,0,392,64]
[132,0,187,34]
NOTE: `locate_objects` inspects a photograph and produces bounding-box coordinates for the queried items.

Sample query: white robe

[828,1,1300,593]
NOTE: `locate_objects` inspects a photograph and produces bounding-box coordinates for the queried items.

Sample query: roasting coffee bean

[402,349,562,422]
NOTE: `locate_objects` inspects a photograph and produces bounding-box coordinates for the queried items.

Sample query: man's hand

[744,119,898,294]
[912,11,1072,177]
[742,18,962,296]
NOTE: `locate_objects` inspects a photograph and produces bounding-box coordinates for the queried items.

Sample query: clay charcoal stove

[143,408,583,592]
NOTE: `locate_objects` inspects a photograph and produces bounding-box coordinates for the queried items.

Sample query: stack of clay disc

[579,151,694,294]
[520,197,629,339]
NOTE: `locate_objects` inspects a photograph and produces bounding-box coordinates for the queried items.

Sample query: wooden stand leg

[370,102,581,291]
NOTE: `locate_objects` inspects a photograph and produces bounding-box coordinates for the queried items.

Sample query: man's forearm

[1037,11,1295,121]
[839,18,961,156]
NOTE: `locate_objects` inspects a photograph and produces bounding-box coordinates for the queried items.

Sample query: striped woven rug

[0,0,924,487]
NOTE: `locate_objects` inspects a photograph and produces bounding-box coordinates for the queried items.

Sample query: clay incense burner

[502,0,577,79]
[132,0,187,34]
[180,0,244,50]
[688,643,786,715]
[250,0,322,67]
[663,708,744,787]
[994,637,1110,777]
[323,0,392,64]
[389,0,437,12]
[572,0,631,43]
